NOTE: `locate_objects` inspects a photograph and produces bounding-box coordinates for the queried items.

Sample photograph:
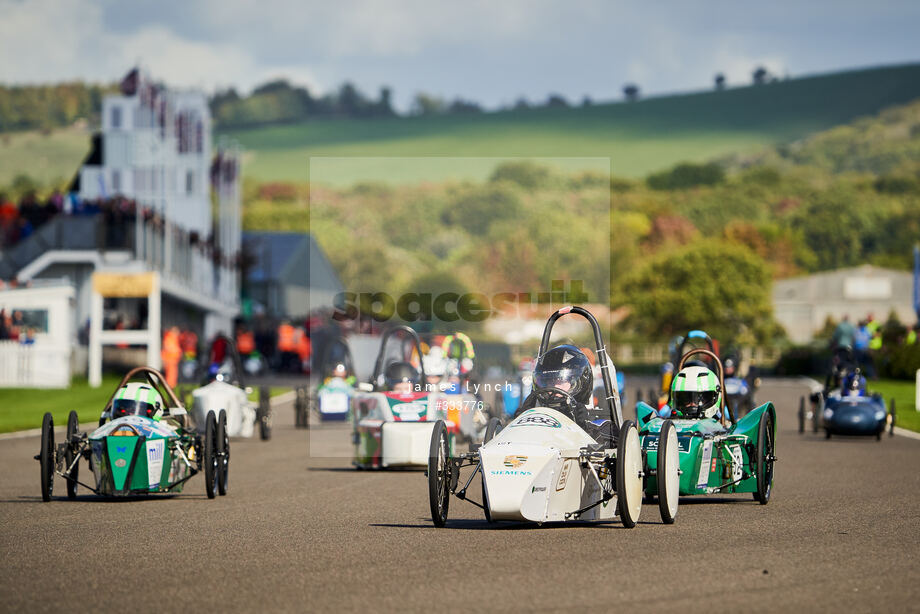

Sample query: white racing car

[426,305,679,528]
[191,335,271,441]
[352,326,488,469]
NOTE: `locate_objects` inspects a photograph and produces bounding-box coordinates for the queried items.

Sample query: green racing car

[35,366,228,501]
[636,348,776,516]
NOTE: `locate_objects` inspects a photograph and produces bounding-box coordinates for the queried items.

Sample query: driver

[111,383,165,419]
[326,362,355,385]
[660,365,722,420]
[515,344,593,430]
[385,361,419,395]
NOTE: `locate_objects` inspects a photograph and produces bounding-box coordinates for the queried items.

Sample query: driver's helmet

[724,357,736,377]
[331,363,348,378]
[533,344,593,405]
[384,361,419,388]
[670,366,721,419]
[112,383,164,419]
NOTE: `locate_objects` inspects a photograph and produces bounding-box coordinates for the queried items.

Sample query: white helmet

[423,347,447,377]
[112,382,165,419]
[670,365,721,419]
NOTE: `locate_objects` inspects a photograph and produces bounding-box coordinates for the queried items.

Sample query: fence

[608,343,782,368]
[0,341,71,388]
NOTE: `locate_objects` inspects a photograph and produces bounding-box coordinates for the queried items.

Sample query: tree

[646,162,725,190]
[377,86,394,117]
[618,241,778,344]
[412,92,446,116]
[714,73,726,90]
[545,94,569,108]
[623,84,640,102]
[752,66,771,85]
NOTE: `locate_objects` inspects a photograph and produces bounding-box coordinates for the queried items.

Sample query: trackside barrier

[916,369,919,411]
[0,341,70,388]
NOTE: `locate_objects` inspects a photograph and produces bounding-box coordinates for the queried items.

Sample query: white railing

[0,341,71,388]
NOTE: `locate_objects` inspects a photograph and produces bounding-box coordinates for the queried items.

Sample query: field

[224,63,920,184]
[873,378,920,433]
[4,64,920,188]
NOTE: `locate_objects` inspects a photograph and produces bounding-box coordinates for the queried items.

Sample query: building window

[186,170,194,195]
[111,169,121,194]
[111,105,122,129]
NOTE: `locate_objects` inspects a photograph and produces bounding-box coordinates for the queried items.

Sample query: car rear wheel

[217,410,229,496]
[483,417,502,444]
[65,410,80,499]
[204,411,218,499]
[889,398,896,437]
[616,420,642,528]
[656,419,679,524]
[427,420,450,527]
[39,412,54,502]
[258,387,272,441]
[754,412,775,504]
[812,396,821,434]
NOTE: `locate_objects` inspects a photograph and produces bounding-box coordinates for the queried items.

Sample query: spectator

[831,315,856,350]
[853,320,874,378]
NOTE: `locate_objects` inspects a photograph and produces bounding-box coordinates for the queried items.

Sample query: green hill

[222,63,920,185]
[3,63,920,189]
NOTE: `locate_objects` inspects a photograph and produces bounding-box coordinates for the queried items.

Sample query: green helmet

[113,383,164,419]
[670,365,721,419]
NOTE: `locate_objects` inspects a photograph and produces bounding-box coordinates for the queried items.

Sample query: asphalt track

[1,379,919,613]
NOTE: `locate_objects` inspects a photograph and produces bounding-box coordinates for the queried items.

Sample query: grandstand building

[0,68,242,386]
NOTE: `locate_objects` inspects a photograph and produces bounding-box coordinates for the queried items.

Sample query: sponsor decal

[146,440,165,489]
[512,413,561,428]
[115,458,127,468]
[116,446,127,453]
[646,436,692,453]
[490,470,533,476]
[503,455,528,468]
[391,402,425,419]
[697,440,713,489]
[531,486,547,493]
[556,460,572,491]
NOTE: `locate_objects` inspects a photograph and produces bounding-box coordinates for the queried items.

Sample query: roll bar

[370,325,427,390]
[538,305,622,428]
[676,348,729,426]
[103,366,184,416]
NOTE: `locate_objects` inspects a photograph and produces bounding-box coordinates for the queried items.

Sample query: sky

[1,0,919,111]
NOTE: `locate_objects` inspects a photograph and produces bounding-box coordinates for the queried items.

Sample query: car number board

[697,440,713,489]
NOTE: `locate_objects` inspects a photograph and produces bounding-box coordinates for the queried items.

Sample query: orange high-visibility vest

[237,331,255,355]
[278,324,296,352]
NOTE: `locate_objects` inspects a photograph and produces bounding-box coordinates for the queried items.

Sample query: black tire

[798,397,805,434]
[754,411,775,504]
[259,389,272,441]
[656,419,678,524]
[204,411,218,499]
[427,420,450,527]
[39,412,54,502]
[66,410,80,499]
[483,417,502,444]
[825,429,831,440]
[812,396,821,434]
[217,410,229,496]
[616,420,642,528]
[889,398,896,437]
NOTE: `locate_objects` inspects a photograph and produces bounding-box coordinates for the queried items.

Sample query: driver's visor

[673,390,718,412]
[112,398,155,418]
[534,367,578,391]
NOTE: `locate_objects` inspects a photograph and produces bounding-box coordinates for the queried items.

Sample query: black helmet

[384,361,419,388]
[533,344,593,405]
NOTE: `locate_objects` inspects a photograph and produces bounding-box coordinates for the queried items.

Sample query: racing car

[304,335,357,423]
[637,348,776,509]
[35,367,228,501]
[190,334,271,440]
[799,346,894,440]
[352,326,488,469]
[426,305,678,528]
